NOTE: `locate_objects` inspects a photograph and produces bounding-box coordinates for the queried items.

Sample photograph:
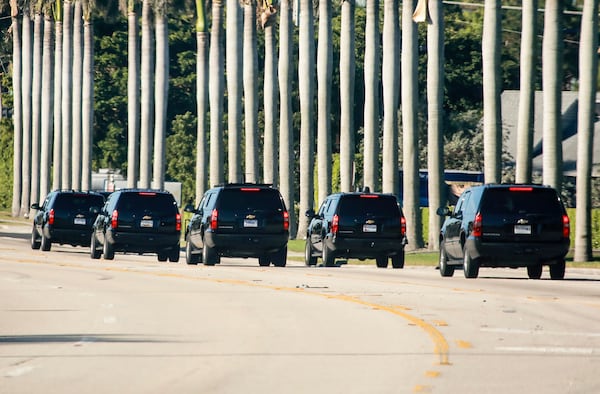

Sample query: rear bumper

[325,235,407,259]
[204,231,288,257]
[44,226,93,246]
[466,238,569,267]
[106,230,180,253]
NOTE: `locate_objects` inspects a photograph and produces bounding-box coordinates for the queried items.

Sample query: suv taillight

[210,209,218,230]
[562,214,570,238]
[331,214,339,235]
[111,210,118,229]
[283,211,289,231]
[176,213,181,231]
[472,212,482,237]
[400,216,406,236]
[48,208,55,225]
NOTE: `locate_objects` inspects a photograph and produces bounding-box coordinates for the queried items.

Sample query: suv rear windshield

[54,194,104,211]
[480,188,563,215]
[337,195,400,217]
[116,193,177,216]
[217,188,284,211]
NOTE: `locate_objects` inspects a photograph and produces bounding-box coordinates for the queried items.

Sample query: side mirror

[90,206,100,214]
[305,209,315,218]
[436,207,450,216]
[30,203,41,210]
[184,205,197,214]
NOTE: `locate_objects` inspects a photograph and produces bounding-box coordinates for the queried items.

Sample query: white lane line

[103,316,117,324]
[496,346,598,355]
[482,327,600,337]
[5,365,35,378]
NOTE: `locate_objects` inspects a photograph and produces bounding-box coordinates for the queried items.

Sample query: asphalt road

[1,222,599,393]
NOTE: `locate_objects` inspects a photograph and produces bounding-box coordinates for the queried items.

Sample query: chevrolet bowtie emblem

[246,214,256,219]
[517,218,529,224]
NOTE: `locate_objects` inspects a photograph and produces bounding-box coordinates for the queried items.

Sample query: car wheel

[90,234,101,259]
[157,252,168,262]
[103,238,115,260]
[258,256,271,267]
[168,246,180,263]
[185,238,199,265]
[31,226,41,250]
[391,252,405,269]
[527,264,543,279]
[40,232,52,252]
[202,241,218,266]
[271,246,287,267]
[376,256,388,268]
[305,240,317,266]
[463,248,479,278]
[322,244,336,267]
[549,259,565,280]
[439,243,454,277]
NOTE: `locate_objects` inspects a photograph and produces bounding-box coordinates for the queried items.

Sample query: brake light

[509,187,533,192]
[359,194,379,198]
[400,216,406,236]
[241,188,260,192]
[138,192,156,196]
[562,214,570,238]
[331,214,339,235]
[210,209,218,230]
[48,208,55,225]
[176,213,181,232]
[472,212,482,237]
[283,211,289,231]
[111,210,118,229]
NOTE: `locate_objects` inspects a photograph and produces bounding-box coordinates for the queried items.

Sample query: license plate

[363,224,377,233]
[244,219,258,228]
[140,219,154,228]
[514,224,531,235]
[74,218,86,225]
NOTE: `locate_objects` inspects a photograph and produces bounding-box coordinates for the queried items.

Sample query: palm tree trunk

[196,0,209,202]
[515,0,537,184]
[127,5,140,188]
[426,0,444,250]
[81,7,94,191]
[263,17,278,185]
[40,12,54,200]
[542,0,563,190]
[209,0,225,187]
[296,0,316,238]
[53,14,63,191]
[153,7,168,190]
[20,10,32,216]
[139,0,154,189]
[30,10,42,208]
[381,0,399,194]
[278,0,296,237]
[317,0,332,204]
[71,1,83,190]
[243,1,259,183]
[574,0,598,263]
[363,0,380,192]
[226,0,243,183]
[403,0,424,250]
[61,0,73,189]
[339,0,355,193]
[11,10,22,217]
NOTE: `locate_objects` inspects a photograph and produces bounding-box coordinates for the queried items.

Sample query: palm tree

[363,0,380,192]
[542,0,563,190]
[53,0,63,191]
[404,0,424,250]
[139,0,154,189]
[71,0,83,190]
[30,6,42,209]
[40,4,55,200]
[426,0,444,250]
[278,0,296,237]
[61,0,73,189]
[482,0,501,184]
[296,0,316,238]
[574,0,598,263]
[243,0,259,183]
[226,0,242,183]
[339,0,355,193]
[10,0,22,217]
[209,0,225,187]
[195,0,209,201]
[20,5,32,216]
[317,0,332,204]
[261,0,278,185]
[381,0,399,194]
[153,0,169,190]
[81,0,95,191]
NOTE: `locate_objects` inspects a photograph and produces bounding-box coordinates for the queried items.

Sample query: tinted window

[481,188,563,214]
[337,195,400,217]
[217,189,284,211]
[54,194,104,211]
[117,193,177,216]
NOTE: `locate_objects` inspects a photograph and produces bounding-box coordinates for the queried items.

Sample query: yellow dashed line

[455,340,472,349]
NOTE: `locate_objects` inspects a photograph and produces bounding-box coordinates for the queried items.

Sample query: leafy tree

[166,112,196,202]
[0,119,13,209]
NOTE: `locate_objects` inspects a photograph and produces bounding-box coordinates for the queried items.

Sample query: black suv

[184,184,289,266]
[91,189,181,262]
[437,184,570,279]
[305,192,408,268]
[30,190,105,251]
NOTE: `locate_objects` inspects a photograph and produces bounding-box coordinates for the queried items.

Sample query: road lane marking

[481,327,600,337]
[496,346,598,355]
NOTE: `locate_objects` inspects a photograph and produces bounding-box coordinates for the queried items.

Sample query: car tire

[202,241,218,266]
[40,232,52,252]
[376,256,389,268]
[322,244,336,267]
[157,252,168,262]
[549,259,565,280]
[271,246,287,267]
[305,240,317,266]
[168,246,180,263]
[31,226,41,250]
[90,234,101,259]
[258,256,271,267]
[439,243,454,277]
[391,252,405,269]
[103,238,115,260]
[527,264,543,279]
[463,248,479,278]
[185,238,199,265]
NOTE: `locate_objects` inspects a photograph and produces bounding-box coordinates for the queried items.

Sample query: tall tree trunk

[263,16,278,185]
[61,0,73,189]
[382,0,399,194]
[296,0,315,238]
[339,0,355,193]
[278,0,296,237]
[482,0,502,184]
[30,10,42,208]
[542,0,563,190]
[195,0,209,202]
[515,0,537,184]
[21,10,32,216]
[11,11,22,217]
[363,0,380,192]
[403,0,424,250]
[139,0,154,189]
[226,0,243,183]
[574,0,598,263]
[243,1,259,183]
[81,10,94,191]
[153,7,168,190]
[317,0,332,204]
[40,13,54,200]
[71,1,83,190]
[426,0,444,250]
[53,15,63,191]
[127,7,140,188]
[209,0,225,187]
